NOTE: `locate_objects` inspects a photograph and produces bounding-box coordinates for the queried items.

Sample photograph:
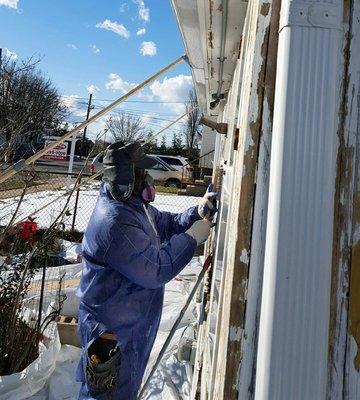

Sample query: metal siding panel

[255,5,344,399]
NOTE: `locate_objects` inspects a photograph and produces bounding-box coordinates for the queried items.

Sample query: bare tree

[106,112,147,143]
[0,55,66,160]
[184,90,201,154]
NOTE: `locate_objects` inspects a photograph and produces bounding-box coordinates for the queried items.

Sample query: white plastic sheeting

[30,345,81,400]
[16,257,202,400]
[0,324,61,400]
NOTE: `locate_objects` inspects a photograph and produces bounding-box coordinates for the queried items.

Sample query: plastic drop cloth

[25,257,202,400]
[0,323,61,400]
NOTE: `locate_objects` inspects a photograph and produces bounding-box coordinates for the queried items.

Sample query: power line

[64,102,182,117]
[61,95,186,104]
[93,109,181,123]
[66,104,184,122]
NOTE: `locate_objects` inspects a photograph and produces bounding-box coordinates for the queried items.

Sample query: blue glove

[198,184,218,219]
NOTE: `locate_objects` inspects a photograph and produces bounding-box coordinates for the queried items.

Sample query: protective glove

[198,184,218,219]
[186,219,212,246]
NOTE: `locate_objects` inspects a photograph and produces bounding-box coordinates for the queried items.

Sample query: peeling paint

[327,0,357,394]
[229,325,242,342]
[208,31,214,49]
[349,239,360,370]
[222,7,271,398]
[240,248,249,264]
[245,131,256,152]
[260,3,270,16]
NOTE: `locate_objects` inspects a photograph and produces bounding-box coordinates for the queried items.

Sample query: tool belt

[86,337,120,393]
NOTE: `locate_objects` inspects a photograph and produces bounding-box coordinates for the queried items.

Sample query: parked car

[89,154,185,188]
[89,153,104,174]
[152,155,188,171]
[148,157,184,188]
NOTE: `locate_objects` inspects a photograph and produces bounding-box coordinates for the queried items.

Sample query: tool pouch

[86,338,121,394]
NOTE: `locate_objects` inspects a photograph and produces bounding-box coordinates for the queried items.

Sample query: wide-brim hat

[103,141,156,169]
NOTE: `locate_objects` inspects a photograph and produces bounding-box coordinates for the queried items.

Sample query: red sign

[42,140,68,161]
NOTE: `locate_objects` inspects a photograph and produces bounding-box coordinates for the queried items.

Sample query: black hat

[103,141,156,169]
[102,141,156,201]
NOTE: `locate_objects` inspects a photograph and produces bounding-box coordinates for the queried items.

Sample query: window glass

[150,162,167,171]
[160,157,184,166]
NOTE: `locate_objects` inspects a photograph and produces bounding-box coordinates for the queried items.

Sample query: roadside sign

[42,137,69,161]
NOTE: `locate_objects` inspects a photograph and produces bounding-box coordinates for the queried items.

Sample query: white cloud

[150,75,193,113]
[67,43,77,50]
[61,95,86,119]
[96,19,130,39]
[90,44,100,54]
[87,84,100,94]
[140,41,156,56]
[136,28,146,36]
[119,2,129,12]
[88,115,109,140]
[0,0,18,9]
[137,89,153,101]
[105,73,137,93]
[4,47,17,60]
[133,0,149,22]
[61,95,109,140]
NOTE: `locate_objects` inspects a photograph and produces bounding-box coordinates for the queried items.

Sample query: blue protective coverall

[76,182,200,399]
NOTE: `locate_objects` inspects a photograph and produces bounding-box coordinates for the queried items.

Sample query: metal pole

[66,135,77,192]
[81,93,93,159]
[137,255,213,399]
[0,55,187,184]
[37,258,47,333]
[71,176,81,231]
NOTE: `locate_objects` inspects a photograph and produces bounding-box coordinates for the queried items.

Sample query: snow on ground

[0,184,199,231]
[23,256,203,400]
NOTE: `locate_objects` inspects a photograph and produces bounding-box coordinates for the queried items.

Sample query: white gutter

[215,0,229,99]
[255,0,344,398]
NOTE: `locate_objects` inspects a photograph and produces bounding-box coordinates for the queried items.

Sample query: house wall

[193,0,277,397]
[180,0,360,398]
[327,0,360,397]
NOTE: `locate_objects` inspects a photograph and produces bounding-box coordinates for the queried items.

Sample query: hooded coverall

[76,182,200,399]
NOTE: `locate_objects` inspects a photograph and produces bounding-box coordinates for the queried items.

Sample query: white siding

[255,0,344,397]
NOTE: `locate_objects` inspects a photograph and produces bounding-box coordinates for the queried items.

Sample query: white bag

[0,324,61,400]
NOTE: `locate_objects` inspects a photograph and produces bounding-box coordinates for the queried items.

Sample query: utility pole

[81,93,93,159]
[103,128,108,150]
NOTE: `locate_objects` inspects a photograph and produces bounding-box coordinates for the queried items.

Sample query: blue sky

[0,0,193,142]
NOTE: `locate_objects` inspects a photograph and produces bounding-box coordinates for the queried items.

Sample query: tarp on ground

[27,257,202,399]
[0,323,61,400]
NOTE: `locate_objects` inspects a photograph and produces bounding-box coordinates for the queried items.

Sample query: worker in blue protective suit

[76,141,217,400]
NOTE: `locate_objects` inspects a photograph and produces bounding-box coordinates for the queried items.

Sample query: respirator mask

[141,172,156,203]
[134,169,156,203]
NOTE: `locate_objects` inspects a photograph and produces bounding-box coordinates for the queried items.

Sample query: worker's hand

[198,184,218,219]
[186,219,212,246]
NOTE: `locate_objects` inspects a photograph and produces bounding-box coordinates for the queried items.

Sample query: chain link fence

[0,168,210,234]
